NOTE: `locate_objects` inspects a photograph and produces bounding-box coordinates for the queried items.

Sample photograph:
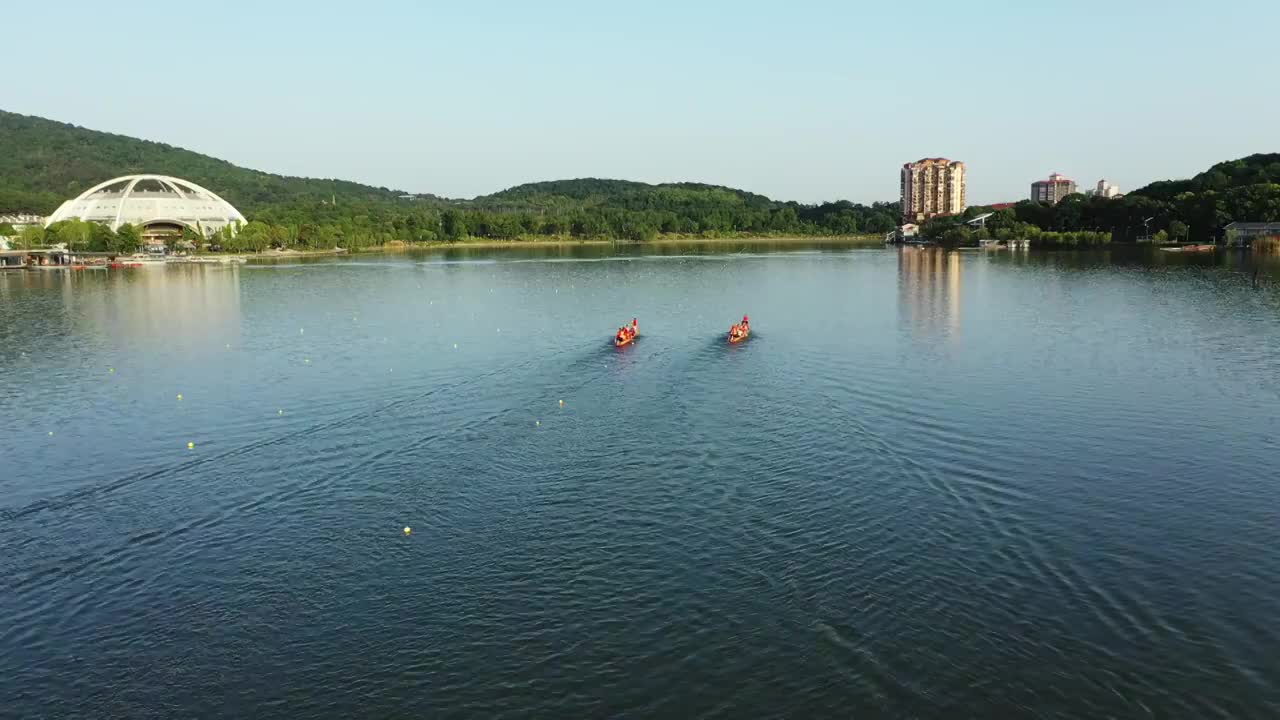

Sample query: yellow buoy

[177,394,183,401]
[304,358,311,364]
[403,526,411,535]
[535,420,541,427]
[109,367,115,373]
[48,431,54,436]
[187,442,195,449]
[559,399,564,407]
[453,343,458,349]
[278,409,284,415]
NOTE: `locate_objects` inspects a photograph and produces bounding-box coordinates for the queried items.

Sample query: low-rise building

[0,213,46,232]
[885,223,921,244]
[1224,222,1280,247]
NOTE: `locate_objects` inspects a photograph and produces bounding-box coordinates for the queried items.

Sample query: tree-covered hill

[920,152,1280,246]
[481,178,656,203]
[482,178,776,209]
[1129,153,1280,202]
[0,109,901,249]
[0,109,403,215]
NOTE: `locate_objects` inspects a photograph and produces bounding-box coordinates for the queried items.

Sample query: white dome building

[45,175,246,239]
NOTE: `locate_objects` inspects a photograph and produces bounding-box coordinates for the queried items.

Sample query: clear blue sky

[6,0,1277,204]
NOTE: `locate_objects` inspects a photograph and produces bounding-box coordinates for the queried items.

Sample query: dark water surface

[3,245,1279,718]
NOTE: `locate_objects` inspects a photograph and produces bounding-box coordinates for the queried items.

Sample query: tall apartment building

[1031,173,1077,205]
[900,158,966,223]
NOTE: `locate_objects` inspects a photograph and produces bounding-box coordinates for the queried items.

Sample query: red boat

[614,319,639,347]
[728,315,750,344]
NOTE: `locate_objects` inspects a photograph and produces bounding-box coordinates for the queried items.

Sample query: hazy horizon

[7,0,1277,205]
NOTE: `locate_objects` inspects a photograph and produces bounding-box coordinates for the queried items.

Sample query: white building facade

[45,175,246,238]
[0,213,47,231]
[1093,179,1121,198]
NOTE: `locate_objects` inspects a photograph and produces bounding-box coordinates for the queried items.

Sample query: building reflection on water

[0,266,242,354]
[897,247,961,340]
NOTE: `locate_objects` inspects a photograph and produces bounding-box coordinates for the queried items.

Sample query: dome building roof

[45,175,246,236]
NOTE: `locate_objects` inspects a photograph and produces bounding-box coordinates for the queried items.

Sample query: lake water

[2,244,1279,718]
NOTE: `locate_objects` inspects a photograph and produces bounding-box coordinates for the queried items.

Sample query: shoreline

[238,234,884,260]
[370,234,884,252]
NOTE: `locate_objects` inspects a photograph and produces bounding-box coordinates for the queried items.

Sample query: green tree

[18,225,45,249]
[181,226,203,249]
[0,222,15,237]
[864,213,896,234]
[485,214,522,239]
[769,207,799,232]
[1169,220,1189,243]
[571,213,605,238]
[47,219,92,251]
[234,221,273,252]
[940,226,974,247]
[90,223,117,251]
[828,211,860,235]
[441,210,467,241]
[116,224,141,253]
[620,219,658,242]
[269,224,294,249]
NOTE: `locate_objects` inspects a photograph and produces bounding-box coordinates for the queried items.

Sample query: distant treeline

[5,196,902,254]
[238,180,902,249]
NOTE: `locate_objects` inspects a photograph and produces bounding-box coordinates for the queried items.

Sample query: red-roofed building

[1031,173,1077,205]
